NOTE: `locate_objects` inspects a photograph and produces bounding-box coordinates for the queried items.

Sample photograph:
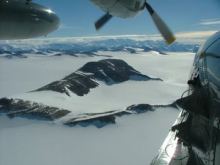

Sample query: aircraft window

[197,31,220,57]
[193,35,220,66]
[206,56,220,86]
[205,40,220,104]
[206,39,220,57]
[205,39,220,85]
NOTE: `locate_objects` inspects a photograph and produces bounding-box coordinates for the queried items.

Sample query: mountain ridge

[0,58,168,127]
[33,59,162,96]
[0,97,177,128]
[0,39,199,57]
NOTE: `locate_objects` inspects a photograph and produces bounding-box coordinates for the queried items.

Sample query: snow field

[0,51,195,165]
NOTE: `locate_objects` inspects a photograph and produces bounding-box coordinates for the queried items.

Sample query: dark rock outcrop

[64,103,178,128]
[80,59,161,84]
[126,104,155,113]
[33,59,162,96]
[0,97,178,128]
[0,98,70,120]
[35,72,99,96]
[126,102,177,113]
[4,53,27,59]
[65,114,116,128]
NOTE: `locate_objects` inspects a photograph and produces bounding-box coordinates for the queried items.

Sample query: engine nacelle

[89,0,145,18]
[0,0,60,40]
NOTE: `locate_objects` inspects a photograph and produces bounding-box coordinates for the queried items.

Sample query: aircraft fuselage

[151,31,220,165]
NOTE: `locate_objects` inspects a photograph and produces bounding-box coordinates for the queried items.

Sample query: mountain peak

[33,59,162,96]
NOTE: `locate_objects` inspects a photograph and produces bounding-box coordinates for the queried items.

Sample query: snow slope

[0,50,195,165]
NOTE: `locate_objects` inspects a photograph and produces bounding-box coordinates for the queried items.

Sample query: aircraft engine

[89,0,176,45]
[89,0,145,18]
[0,0,60,40]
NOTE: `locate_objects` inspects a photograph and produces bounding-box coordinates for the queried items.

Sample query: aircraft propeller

[95,13,113,31]
[94,1,176,45]
[145,2,175,44]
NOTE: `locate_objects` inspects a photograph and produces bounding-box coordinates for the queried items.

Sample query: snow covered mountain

[0,39,196,127]
[0,97,177,128]
[34,59,162,96]
[0,58,166,127]
[0,45,195,165]
[0,38,200,58]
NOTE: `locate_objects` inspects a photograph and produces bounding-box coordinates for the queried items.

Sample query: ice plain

[0,50,195,165]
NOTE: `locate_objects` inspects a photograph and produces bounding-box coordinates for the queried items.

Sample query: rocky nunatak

[0,97,177,128]
[0,98,70,120]
[33,59,162,96]
[0,59,166,127]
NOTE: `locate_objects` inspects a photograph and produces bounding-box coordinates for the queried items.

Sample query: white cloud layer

[200,18,220,26]
[0,30,218,45]
[175,30,218,44]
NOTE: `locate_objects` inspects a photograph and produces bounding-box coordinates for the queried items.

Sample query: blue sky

[35,0,220,43]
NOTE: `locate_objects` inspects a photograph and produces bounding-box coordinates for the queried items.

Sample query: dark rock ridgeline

[3,53,27,59]
[35,72,99,96]
[53,51,100,57]
[33,59,162,96]
[0,98,70,120]
[0,97,178,128]
[0,50,113,59]
[64,103,178,128]
[126,102,177,114]
[80,59,162,85]
[126,104,155,113]
[65,114,116,128]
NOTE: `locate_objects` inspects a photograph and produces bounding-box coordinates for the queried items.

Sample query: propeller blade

[95,13,113,31]
[145,2,176,45]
